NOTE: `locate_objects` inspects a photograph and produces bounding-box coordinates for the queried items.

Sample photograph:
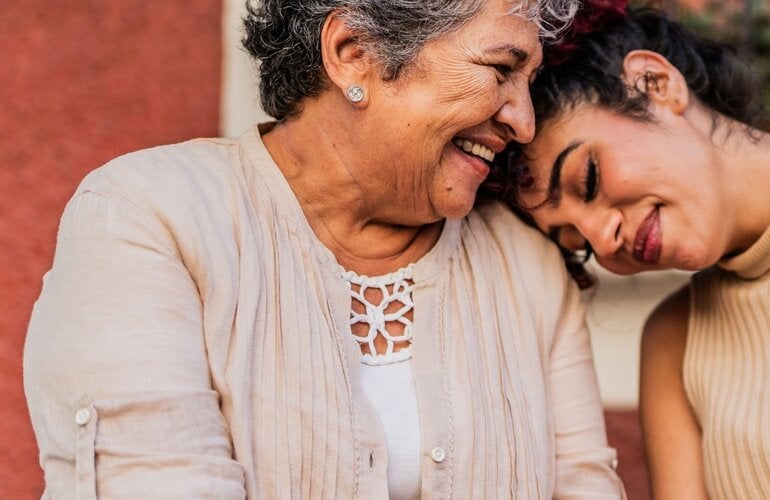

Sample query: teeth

[452,138,495,162]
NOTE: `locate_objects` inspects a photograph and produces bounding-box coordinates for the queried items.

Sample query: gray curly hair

[243,0,580,120]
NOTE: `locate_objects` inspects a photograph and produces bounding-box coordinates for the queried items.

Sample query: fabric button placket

[74,398,98,499]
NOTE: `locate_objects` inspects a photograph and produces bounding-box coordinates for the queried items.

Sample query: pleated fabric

[684,225,770,499]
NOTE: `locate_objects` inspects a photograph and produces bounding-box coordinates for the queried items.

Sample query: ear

[320,11,374,107]
[622,50,689,114]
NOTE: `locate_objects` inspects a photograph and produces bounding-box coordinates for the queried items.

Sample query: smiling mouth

[452,138,495,162]
[633,207,662,264]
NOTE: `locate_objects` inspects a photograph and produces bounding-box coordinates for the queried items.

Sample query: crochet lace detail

[341,264,415,366]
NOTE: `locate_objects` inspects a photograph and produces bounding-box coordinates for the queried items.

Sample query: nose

[573,209,624,259]
[493,82,535,144]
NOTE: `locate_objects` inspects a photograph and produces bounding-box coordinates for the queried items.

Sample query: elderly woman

[24,0,624,498]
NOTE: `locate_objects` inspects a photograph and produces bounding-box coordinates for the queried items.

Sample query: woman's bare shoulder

[643,284,691,356]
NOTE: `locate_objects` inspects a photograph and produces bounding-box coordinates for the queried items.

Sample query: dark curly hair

[530,3,769,129]
[478,0,769,286]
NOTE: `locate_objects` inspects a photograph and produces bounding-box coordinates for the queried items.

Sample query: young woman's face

[519,104,730,275]
[363,0,542,223]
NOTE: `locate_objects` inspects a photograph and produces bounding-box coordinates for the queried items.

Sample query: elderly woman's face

[368,0,541,221]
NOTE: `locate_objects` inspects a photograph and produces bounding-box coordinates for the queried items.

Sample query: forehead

[460,0,542,51]
[525,105,603,171]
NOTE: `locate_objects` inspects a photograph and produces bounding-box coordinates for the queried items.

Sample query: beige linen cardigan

[25,126,624,499]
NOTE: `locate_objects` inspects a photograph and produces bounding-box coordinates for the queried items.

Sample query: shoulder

[54,137,259,259]
[76,137,243,213]
[642,284,691,365]
[468,202,564,264]
[464,203,575,313]
[639,283,708,498]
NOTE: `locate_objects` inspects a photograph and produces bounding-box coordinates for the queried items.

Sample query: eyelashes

[583,156,598,202]
[491,64,514,83]
[492,64,514,75]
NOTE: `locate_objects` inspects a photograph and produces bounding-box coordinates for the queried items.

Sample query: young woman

[495,2,770,498]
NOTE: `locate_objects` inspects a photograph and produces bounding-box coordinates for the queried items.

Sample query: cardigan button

[430,446,446,463]
[74,408,91,426]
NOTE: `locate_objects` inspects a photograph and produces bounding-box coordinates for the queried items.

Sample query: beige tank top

[684,225,770,499]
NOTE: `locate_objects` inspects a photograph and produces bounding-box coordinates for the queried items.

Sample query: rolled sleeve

[24,190,245,498]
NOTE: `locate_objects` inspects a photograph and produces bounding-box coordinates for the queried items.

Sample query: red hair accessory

[545,0,629,66]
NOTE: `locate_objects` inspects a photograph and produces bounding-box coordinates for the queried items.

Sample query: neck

[261,105,443,274]
[717,122,770,254]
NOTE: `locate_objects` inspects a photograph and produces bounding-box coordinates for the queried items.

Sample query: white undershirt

[359,360,421,500]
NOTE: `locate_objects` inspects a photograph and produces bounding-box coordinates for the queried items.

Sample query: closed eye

[491,64,514,80]
[583,156,599,202]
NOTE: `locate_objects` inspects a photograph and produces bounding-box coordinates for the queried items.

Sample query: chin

[596,257,654,276]
[604,264,647,276]
[438,199,477,220]
[673,244,721,272]
[431,190,479,220]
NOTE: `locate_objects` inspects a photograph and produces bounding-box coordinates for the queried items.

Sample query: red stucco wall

[0,1,222,496]
[607,410,650,500]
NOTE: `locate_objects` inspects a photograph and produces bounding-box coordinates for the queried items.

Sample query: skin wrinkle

[359,65,445,220]
[276,119,377,237]
[372,112,437,222]
[280,101,440,268]
[382,14,537,223]
[257,0,545,276]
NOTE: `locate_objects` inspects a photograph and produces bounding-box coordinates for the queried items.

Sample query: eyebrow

[485,43,529,62]
[547,141,583,203]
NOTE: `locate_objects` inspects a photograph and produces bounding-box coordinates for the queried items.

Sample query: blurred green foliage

[675,0,770,117]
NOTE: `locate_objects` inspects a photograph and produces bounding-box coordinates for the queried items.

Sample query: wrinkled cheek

[438,80,499,119]
[461,92,499,120]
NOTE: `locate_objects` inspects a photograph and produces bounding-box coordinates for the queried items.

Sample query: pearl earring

[346,84,364,103]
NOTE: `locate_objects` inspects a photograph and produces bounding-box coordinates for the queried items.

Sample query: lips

[450,141,491,179]
[633,207,662,264]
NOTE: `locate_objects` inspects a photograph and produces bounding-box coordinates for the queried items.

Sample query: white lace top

[342,265,415,365]
[343,265,421,500]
